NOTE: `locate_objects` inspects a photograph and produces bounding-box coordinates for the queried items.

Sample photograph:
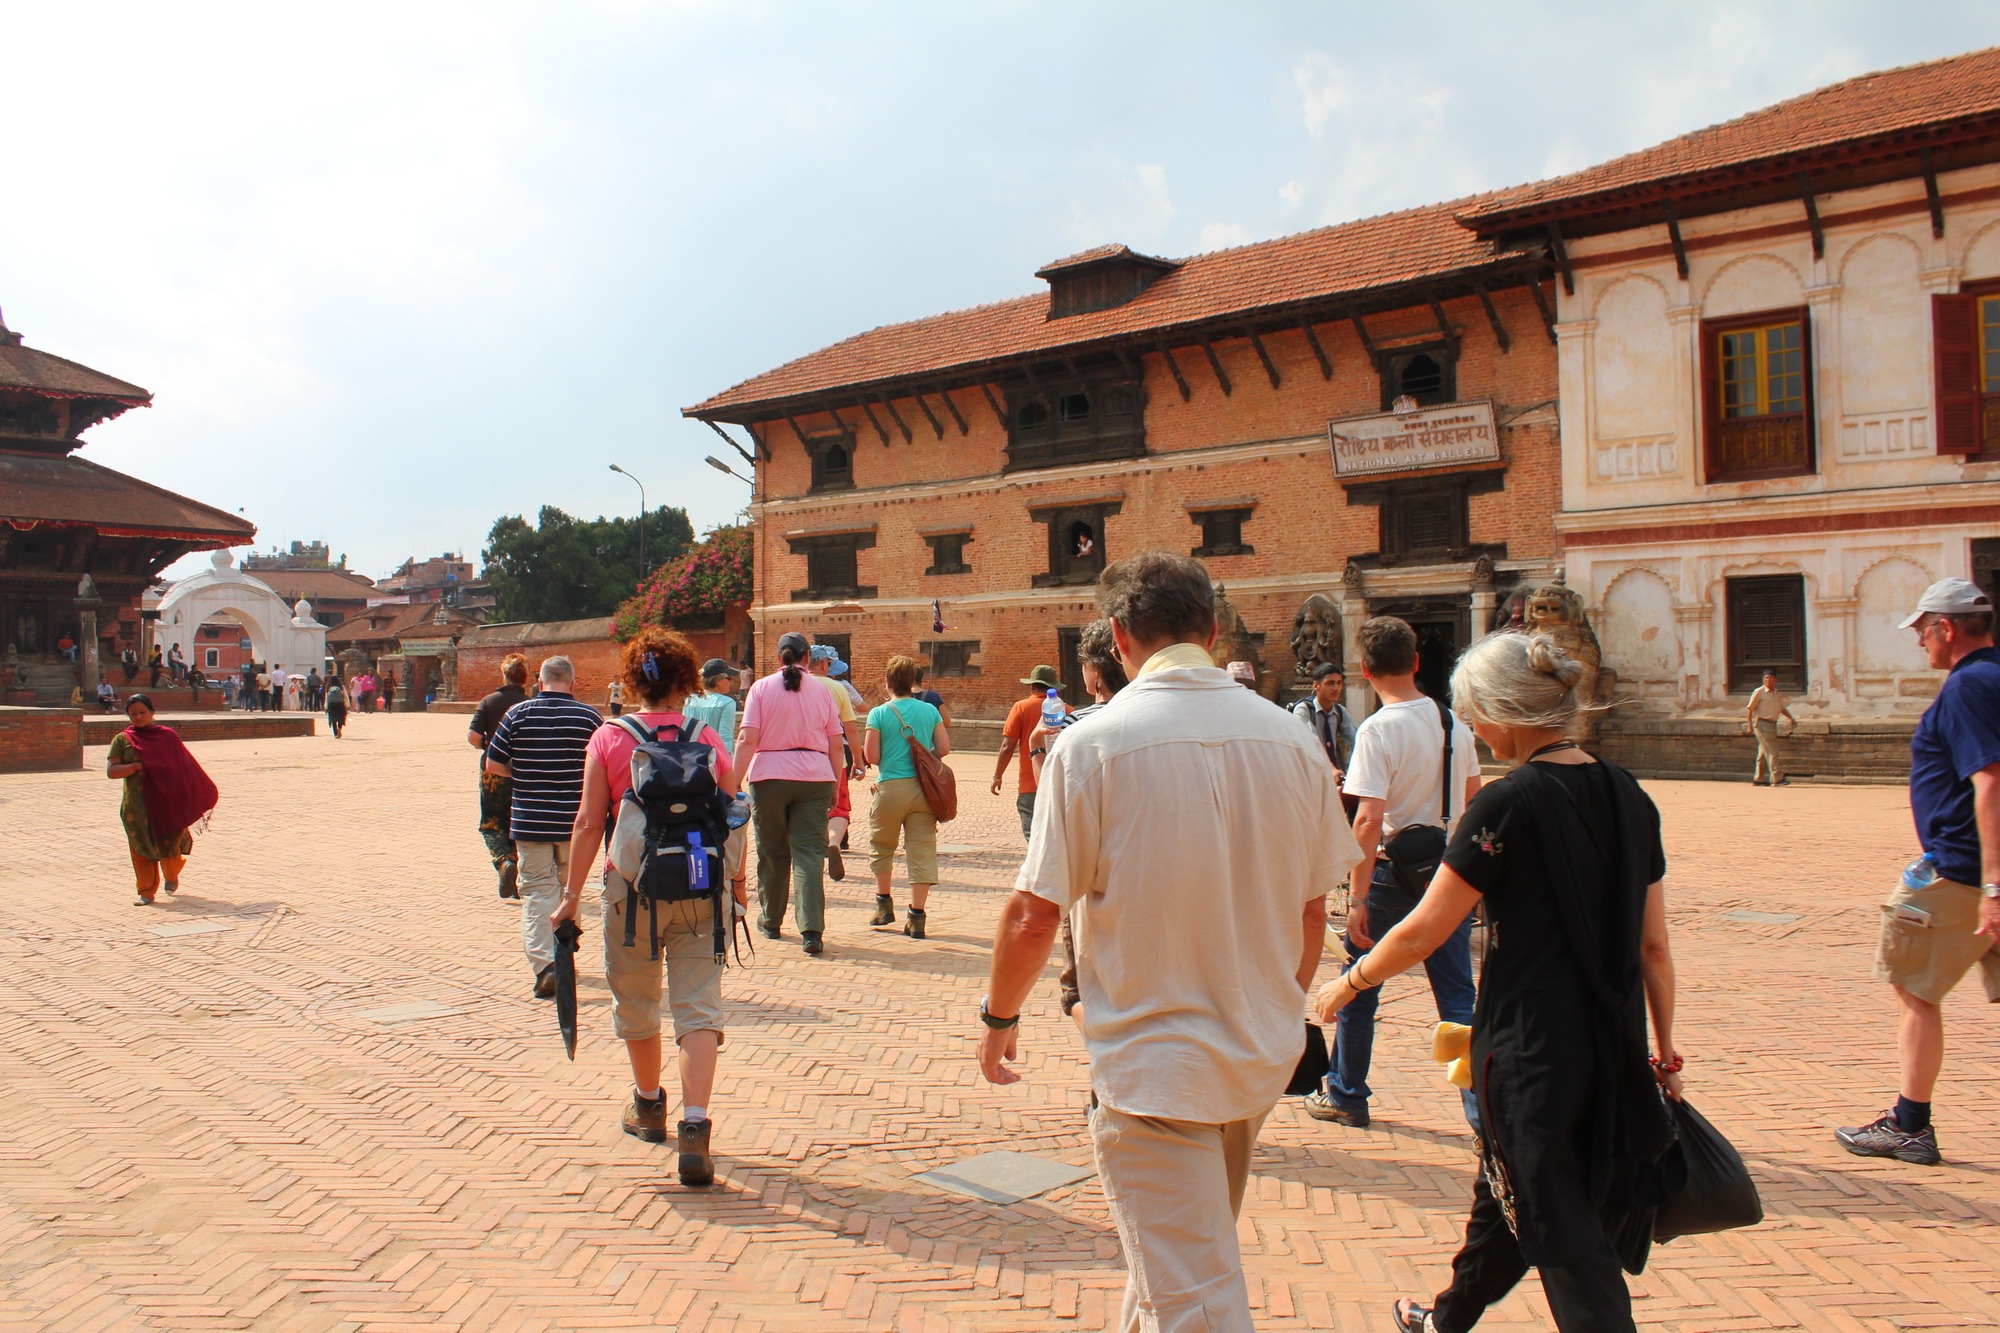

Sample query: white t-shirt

[1343,696,1480,839]
[1018,663,1361,1124]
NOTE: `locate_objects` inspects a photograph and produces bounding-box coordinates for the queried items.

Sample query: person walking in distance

[735,632,843,955]
[1838,578,2000,1166]
[979,552,1359,1333]
[1316,631,1682,1333]
[682,659,749,910]
[992,665,1067,841]
[607,675,625,718]
[557,628,740,1187]
[469,654,532,899]
[325,674,349,739]
[1744,670,1797,786]
[1307,616,1483,1130]
[484,656,602,999]
[913,664,952,728]
[1293,661,1359,820]
[807,645,865,881]
[863,655,951,938]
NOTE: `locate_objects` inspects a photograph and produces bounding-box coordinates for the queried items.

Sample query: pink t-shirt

[587,711,733,875]
[739,669,841,784]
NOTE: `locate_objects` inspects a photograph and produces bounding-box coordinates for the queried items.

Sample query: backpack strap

[617,714,657,745]
[1435,695,1455,827]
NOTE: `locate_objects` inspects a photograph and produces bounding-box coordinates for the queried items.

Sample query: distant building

[243,540,348,572]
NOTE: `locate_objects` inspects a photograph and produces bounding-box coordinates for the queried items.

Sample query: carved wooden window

[1930,287,2000,455]
[1725,575,1806,693]
[787,531,876,601]
[921,640,980,677]
[1030,501,1120,588]
[1973,538,2000,607]
[807,436,854,492]
[1005,370,1145,472]
[1700,308,1814,481]
[1190,508,1254,558]
[1056,625,1087,707]
[923,532,972,575]
[1383,489,1466,561]
[1379,344,1456,410]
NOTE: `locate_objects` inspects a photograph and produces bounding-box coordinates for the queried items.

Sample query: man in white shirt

[976,551,1359,1333]
[1307,616,1482,1130]
[269,663,289,713]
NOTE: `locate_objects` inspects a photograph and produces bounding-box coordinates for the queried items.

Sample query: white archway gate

[157,551,327,674]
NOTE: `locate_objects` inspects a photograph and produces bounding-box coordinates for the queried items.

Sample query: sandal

[1391,1298,1435,1332]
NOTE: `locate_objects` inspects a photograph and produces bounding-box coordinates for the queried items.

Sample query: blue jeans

[1326,865,1480,1129]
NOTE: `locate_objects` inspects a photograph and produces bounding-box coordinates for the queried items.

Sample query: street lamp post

[608,463,645,574]
[705,455,753,486]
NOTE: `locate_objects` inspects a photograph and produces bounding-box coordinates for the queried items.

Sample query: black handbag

[1286,1022,1331,1096]
[1653,1096,1763,1240]
[1381,697,1456,895]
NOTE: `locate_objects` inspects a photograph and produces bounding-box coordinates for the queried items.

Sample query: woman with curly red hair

[558,627,740,1188]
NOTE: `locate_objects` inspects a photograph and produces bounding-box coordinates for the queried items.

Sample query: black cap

[1311,662,1346,681]
[776,631,811,659]
[701,658,734,681]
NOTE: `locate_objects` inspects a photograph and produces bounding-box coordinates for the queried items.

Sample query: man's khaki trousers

[1090,1102,1271,1333]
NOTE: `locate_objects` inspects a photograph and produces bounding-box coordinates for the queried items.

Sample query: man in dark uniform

[468,653,532,899]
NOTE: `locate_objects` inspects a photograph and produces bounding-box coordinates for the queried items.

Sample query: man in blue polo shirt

[485,656,602,1000]
[1838,577,2000,1166]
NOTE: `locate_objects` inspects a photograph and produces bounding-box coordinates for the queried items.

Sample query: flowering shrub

[612,524,752,638]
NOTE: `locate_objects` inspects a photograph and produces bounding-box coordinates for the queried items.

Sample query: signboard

[1327,399,1500,478]
[398,637,456,655]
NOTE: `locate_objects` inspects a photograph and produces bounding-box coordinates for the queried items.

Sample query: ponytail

[782,664,803,691]
[779,639,808,691]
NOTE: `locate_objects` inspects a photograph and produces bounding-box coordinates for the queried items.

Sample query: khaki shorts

[600,870,728,1043]
[869,777,939,885]
[1875,875,2000,1005]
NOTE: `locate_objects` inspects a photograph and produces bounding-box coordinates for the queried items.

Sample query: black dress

[1429,759,1674,1333]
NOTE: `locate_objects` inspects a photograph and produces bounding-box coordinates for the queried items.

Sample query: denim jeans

[1327,865,1480,1129]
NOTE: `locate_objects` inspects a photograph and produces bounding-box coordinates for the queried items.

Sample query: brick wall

[1593,715,1913,783]
[748,286,1561,719]
[457,612,747,708]
[78,715,316,745]
[0,707,83,773]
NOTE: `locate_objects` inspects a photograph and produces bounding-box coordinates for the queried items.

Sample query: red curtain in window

[1933,292,1981,454]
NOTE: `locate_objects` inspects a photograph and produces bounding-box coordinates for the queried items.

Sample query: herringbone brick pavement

[0,713,1994,1331]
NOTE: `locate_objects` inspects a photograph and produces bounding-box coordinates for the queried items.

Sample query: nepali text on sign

[1326,400,1501,478]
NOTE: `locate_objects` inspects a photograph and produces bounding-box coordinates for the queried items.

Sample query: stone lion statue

[1210,584,1263,684]
[1289,593,1343,682]
[1522,569,1603,709]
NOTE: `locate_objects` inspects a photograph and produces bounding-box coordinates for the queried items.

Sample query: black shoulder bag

[1380,697,1455,896]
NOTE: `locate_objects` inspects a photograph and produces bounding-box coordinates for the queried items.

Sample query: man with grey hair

[485,656,602,997]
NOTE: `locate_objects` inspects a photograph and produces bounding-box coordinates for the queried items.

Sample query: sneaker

[1774,778,1792,786]
[1390,1298,1436,1332]
[534,965,557,1000]
[1751,778,1769,786]
[677,1118,715,1188]
[1304,1088,1370,1127]
[902,907,927,940]
[1836,1111,1940,1165]
[163,881,178,896]
[758,922,782,941]
[497,860,520,899]
[826,846,845,881]
[622,1091,668,1144]
[869,895,895,927]
[801,930,824,957]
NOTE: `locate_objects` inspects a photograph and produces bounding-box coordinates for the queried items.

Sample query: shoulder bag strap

[1434,695,1455,825]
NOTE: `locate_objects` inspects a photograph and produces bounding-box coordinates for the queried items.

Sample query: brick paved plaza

[3,713,1997,1332]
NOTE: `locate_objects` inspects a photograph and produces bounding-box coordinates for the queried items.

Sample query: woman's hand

[1658,1067,1684,1101]
[1311,975,1354,1023]
[1028,721,1057,750]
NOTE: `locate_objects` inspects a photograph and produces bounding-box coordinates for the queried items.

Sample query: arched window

[1018,400,1050,429]
[1398,354,1444,400]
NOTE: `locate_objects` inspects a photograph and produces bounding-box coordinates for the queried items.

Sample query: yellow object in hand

[1432,1021,1473,1090]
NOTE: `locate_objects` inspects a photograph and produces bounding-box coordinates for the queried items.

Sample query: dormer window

[1036,245,1181,319]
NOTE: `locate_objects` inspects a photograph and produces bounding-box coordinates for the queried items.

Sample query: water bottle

[1902,854,1937,891]
[1041,687,1067,730]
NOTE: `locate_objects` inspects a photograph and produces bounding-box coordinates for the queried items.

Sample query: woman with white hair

[1314,631,1684,1333]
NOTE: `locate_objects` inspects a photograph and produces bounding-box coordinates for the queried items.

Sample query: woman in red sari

[104,694,219,904]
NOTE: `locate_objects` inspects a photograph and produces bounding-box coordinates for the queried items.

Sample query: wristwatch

[1982,883,2000,900]
[979,997,1020,1029]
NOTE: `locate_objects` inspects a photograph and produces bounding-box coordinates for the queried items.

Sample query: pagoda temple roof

[0,447,256,547]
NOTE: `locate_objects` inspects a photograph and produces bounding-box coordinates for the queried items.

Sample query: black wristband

[980,997,1020,1029]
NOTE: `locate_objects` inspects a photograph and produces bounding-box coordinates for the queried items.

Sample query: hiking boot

[1836,1111,1940,1165]
[826,845,845,881]
[622,1091,668,1144]
[497,860,520,899]
[869,895,895,927]
[801,930,824,957]
[758,922,782,941]
[902,907,927,940]
[677,1118,715,1187]
[534,965,557,1000]
[1304,1088,1369,1127]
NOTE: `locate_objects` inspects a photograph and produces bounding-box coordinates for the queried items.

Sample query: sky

[4,1,1997,583]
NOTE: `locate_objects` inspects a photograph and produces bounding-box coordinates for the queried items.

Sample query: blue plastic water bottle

[1902,854,1937,891]
[687,831,710,891]
[1041,688,1067,730]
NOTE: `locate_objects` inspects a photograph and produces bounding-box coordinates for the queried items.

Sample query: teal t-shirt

[866,697,942,781]
[679,692,739,757]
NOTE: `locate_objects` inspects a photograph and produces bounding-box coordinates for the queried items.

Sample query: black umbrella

[553,919,582,1060]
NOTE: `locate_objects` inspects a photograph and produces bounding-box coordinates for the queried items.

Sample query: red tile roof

[1462,45,2000,232]
[0,447,255,545]
[249,568,382,606]
[324,599,481,645]
[686,193,1537,418]
[0,331,151,402]
[1035,244,1177,277]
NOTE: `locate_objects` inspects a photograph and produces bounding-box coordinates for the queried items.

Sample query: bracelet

[1348,958,1379,991]
[979,997,1020,1030]
[1649,1053,1684,1074]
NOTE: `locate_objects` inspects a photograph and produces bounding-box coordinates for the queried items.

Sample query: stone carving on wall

[1523,569,1604,709]
[1211,584,1263,679]
[1289,593,1344,681]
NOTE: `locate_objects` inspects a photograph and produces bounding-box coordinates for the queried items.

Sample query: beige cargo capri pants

[600,869,728,1043]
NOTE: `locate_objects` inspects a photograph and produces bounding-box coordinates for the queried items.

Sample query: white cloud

[1062,161,1176,248]
[1286,54,1492,223]
[1198,222,1252,252]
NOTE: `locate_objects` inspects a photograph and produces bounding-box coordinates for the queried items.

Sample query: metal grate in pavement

[913,1150,1094,1204]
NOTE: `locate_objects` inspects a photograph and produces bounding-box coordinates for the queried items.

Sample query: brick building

[686,204,1562,720]
[1453,47,2000,774]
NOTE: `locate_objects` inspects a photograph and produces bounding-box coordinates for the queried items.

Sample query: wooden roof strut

[1661,200,1689,279]
[1545,222,1575,296]
[1470,282,1510,354]
[1155,342,1193,401]
[1527,280,1559,345]
[1798,172,1825,259]
[1299,320,1333,379]
[1198,340,1233,396]
[857,400,891,445]
[877,396,913,443]
[977,382,1009,429]
[702,418,757,466]
[1244,329,1280,389]
[1921,148,1946,237]
[932,386,969,436]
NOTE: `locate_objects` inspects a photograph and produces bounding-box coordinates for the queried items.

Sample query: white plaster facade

[1555,162,2000,717]
[155,550,328,672]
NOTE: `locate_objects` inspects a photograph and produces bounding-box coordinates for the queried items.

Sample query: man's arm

[1297,895,1329,991]
[991,731,1019,795]
[484,717,514,778]
[1973,765,2000,938]
[1348,795,1385,946]
[977,890,1063,1084]
[466,726,486,750]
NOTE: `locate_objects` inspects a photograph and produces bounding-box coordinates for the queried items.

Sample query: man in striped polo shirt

[485,657,603,998]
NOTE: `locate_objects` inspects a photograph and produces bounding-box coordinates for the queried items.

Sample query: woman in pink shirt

[734,631,842,956]
[558,628,737,1187]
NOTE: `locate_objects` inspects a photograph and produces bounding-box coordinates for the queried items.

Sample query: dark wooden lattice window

[1726,575,1806,692]
[1931,286,2000,456]
[923,532,972,575]
[1972,538,2000,608]
[812,633,851,665]
[1030,501,1120,588]
[1382,490,1466,560]
[1190,508,1254,558]
[1005,370,1145,472]
[1056,626,1087,708]
[1701,308,1815,481]
[1379,344,1457,409]
[787,531,877,601]
[806,434,855,492]
[922,640,980,677]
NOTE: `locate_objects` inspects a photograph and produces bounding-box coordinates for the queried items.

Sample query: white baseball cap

[1900,576,1994,628]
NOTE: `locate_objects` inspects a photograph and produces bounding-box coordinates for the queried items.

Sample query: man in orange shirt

[992,665,1068,841]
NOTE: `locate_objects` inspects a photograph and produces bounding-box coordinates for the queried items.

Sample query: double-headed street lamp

[608,463,645,573]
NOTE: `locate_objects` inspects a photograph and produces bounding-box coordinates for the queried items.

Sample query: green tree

[483,504,694,623]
